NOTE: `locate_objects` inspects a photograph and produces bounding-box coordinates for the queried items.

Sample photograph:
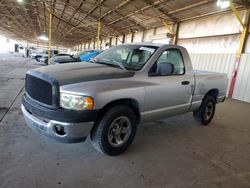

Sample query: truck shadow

[128,112,232,157]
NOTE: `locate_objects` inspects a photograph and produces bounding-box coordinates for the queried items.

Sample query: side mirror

[156,62,174,76]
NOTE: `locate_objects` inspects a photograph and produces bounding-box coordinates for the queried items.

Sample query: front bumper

[21,104,94,143]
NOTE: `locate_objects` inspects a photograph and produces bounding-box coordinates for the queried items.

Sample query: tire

[35,56,41,62]
[45,59,48,65]
[193,95,216,126]
[90,105,138,156]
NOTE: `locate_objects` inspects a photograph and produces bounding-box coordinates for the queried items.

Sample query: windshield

[94,45,158,71]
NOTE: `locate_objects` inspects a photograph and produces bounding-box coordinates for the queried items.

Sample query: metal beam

[167,0,213,15]
[162,19,174,34]
[67,0,84,24]
[48,12,52,64]
[102,0,146,30]
[231,2,245,29]
[174,22,179,44]
[106,0,163,26]
[101,1,146,30]
[0,4,31,41]
[58,0,106,43]
[228,2,250,98]
[33,0,43,34]
[100,0,132,19]
[63,1,124,39]
[142,0,176,21]
[55,0,69,33]
[97,16,101,49]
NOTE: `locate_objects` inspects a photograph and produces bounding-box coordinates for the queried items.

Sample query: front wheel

[90,105,137,156]
[193,95,216,125]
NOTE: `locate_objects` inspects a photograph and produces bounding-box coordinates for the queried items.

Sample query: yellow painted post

[162,20,176,44]
[97,18,101,49]
[162,20,174,34]
[228,2,250,97]
[237,27,248,57]
[174,22,180,45]
[48,12,52,65]
[230,2,245,28]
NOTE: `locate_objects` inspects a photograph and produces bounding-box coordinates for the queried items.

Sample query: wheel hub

[108,116,132,147]
[204,102,214,121]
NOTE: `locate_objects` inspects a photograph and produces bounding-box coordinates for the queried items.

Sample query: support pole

[174,22,180,45]
[162,20,174,34]
[48,12,52,65]
[131,32,135,43]
[115,37,118,45]
[141,31,145,42]
[228,3,250,98]
[97,4,101,49]
[97,18,101,49]
[122,34,125,43]
[109,37,112,47]
[162,20,176,44]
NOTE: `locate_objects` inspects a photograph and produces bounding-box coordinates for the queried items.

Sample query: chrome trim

[21,104,94,143]
[141,103,190,115]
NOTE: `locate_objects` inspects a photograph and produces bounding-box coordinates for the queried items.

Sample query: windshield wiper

[93,58,127,70]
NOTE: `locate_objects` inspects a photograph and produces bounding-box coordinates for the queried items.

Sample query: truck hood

[28,62,135,86]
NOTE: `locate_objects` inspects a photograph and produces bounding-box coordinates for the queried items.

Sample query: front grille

[25,74,53,105]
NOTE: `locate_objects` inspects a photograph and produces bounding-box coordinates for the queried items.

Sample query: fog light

[53,124,66,136]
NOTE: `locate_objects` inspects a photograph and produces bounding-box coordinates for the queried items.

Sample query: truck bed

[193,69,228,103]
[193,70,219,75]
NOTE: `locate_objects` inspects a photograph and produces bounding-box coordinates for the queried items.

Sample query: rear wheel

[193,95,216,125]
[90,105,137,156]
[35,56,41,62]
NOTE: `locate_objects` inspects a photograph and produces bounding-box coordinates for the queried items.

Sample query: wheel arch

[97,98,141,124]
[204,89,219,101]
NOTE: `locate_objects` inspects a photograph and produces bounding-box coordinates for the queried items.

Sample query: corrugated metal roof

[0,0,247,46]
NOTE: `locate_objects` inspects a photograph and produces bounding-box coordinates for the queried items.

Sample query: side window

[150,49,185,75]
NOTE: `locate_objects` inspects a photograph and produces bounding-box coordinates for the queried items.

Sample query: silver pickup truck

[21,43,228,156]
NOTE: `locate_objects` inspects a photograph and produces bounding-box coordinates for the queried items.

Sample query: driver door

[143,48,193,122]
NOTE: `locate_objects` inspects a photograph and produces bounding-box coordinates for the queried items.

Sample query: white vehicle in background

[18,45,25,57]
[31,51,40,59]
[33,50,59,64]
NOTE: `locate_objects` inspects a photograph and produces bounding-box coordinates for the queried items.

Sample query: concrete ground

[0,52,250,188]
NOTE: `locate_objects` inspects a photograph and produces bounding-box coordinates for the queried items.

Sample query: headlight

[60,93,94,110]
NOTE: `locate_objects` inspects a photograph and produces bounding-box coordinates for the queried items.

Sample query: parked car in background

[38,54,49,64]
[79,50,102,62]
[34,50,48,62]
[34,50,59,64]
[18,45,25,57]
[49,50,101,65]
[37,50,62,65]
[32,51,44,61]
[73,51,87,60]
[50,54,80,65]
[21,43,228,156]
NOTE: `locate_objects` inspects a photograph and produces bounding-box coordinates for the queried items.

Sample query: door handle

[181,81,190,85]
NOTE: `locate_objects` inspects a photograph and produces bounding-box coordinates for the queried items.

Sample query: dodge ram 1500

[21,43,228,156]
